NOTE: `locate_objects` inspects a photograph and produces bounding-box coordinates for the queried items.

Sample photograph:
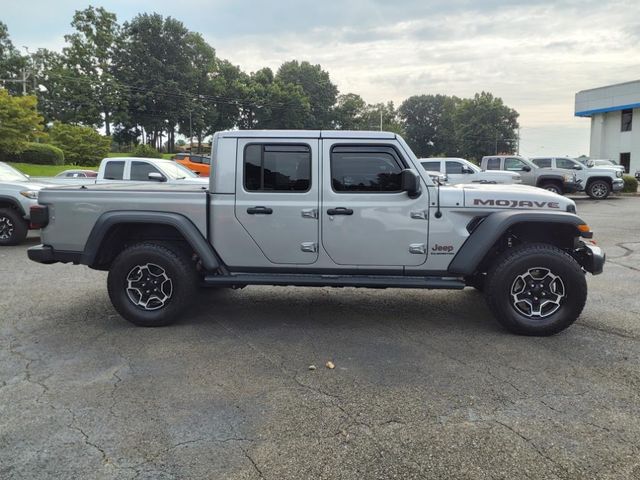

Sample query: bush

[16,142,65,165]
[48,122,111,166]
[131,144,162,158]
[622,175,638,193]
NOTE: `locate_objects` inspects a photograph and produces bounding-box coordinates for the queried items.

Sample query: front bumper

[27,244,82,265]
[563,180,580,194]
[613,179,624,192]
[574,243,605,275]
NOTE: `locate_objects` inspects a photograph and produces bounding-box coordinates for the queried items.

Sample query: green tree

[333,93,368,130]
[361,101,404,135]
[48,122,111,166]
[63,6,125,135]
[454,92,519,161]
[0,22,27,96]
[0,89,43,155]
[131,144,162,158]
[399,94,459,157]
[275,60,337,128]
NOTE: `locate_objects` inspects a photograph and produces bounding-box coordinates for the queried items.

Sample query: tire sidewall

[487,248,586,335]
[108,244,195,327]
[587,180,610,199]
[0,208,28,246]
[541,183,562,195]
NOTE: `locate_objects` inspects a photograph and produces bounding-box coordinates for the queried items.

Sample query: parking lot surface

[1,197,639,479]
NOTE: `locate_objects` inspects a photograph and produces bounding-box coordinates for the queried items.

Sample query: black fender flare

[447,210,587,275]
[0,195,25,215]
[82,210,220,271]
[535,174,566,185]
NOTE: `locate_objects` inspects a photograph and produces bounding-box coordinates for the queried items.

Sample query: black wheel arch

[82,211,222,271]
[0,196,25,216]
[448,210,590,276]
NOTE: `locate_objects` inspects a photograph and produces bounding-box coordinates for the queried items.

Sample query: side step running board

[203,273,465,289]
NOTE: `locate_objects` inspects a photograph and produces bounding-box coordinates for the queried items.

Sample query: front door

[321,141,428,267]
[504,157,536,184]
[234,139,319,265]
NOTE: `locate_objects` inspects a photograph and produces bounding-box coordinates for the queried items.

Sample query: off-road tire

[586,180,611,200]
[539,182,562,195]
[107,242,199,327]
[485,243,587,336]
[0,208,29,246]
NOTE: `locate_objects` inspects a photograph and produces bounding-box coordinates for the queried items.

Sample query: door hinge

[409,243,427,254]
[301,208,318,219]
[410,210,428,220]
[300,242,318,253]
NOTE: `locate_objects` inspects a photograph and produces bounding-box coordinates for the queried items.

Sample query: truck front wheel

[484,243,587,336]
[107,242,199,327]
[0,208,29,246]
[538,182,562,195]
[586,180,611,199]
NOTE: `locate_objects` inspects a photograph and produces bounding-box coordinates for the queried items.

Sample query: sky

[2,0,639,156]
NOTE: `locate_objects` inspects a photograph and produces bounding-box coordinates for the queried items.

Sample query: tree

[399,94,459,157]
[275,60,337,128]
[361,101,404,135]
[62,6,125,135]
[333,93,368,130]
[0,22,27,96]
[48,122,110,166]
[0,89,43,155]
[454,92,519,161]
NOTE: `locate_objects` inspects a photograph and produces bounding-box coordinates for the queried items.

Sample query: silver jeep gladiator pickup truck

[28,130,604,336]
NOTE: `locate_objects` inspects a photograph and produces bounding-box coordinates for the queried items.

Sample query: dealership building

[575,80,640,173]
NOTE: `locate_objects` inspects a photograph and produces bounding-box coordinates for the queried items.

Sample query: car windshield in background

[0,163,29,182]
[160,161,199,179]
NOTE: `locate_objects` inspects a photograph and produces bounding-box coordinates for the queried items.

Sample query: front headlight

[20,190,39,199]
[616,170,623,178]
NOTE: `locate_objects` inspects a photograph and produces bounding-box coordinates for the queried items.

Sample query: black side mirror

[522,165,531,172]
[572,164,582,170]
[401,169,421,198]
[461,166,473,174]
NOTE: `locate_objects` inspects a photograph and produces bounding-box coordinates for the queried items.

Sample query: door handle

[247,206,273,215]
[327,207,353,216]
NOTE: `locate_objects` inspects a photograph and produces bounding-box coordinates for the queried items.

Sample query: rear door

[234,139,319,265]
[321,140,428,267]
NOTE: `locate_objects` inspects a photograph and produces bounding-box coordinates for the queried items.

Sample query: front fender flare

[447,210,587,275]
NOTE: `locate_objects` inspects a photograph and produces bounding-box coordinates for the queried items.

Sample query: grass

[8,163,97,177]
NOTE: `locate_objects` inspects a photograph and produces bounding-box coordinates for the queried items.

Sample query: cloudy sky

[3,0,639,156]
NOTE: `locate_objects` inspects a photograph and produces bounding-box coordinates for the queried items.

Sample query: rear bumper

[575,243,605,275]
[27,244,82,265]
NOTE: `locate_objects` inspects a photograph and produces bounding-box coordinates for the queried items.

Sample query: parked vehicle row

[171,153,211,176]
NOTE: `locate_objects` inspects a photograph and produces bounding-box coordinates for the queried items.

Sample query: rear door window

[103,161,125,180]
[485,158,501,170]
[421,161,441,172]
[244,144,311,192]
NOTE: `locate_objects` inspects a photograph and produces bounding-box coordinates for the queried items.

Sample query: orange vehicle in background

[171,153,211,176]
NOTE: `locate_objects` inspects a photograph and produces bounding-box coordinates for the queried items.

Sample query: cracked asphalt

[1,197,639,479]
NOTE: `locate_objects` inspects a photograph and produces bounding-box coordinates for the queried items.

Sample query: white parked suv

[420,157,521,185]
[531,157,623,199]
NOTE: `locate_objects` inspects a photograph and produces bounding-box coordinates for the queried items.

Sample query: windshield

[158,161,198,179]
[0,162,29,182]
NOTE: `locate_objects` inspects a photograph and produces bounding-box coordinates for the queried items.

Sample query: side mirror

[572,164,582,170]
[401,169,421,198]
[148,172,166,182]
[522,165,531,172]
[461,166,473,174]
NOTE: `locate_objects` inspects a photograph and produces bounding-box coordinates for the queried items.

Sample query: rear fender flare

[83,210,220,271]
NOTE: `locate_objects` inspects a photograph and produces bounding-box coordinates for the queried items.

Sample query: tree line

[0,7,519,160]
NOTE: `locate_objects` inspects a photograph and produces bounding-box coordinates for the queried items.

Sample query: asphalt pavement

[0,196,639,479]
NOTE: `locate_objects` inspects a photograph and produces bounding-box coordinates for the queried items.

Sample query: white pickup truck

[420,157,521,185]
[35,157,208,186]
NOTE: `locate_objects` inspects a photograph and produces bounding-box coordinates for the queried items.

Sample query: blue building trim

[575,102,640,117]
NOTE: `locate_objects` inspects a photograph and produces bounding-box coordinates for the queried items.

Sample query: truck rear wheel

[586,180,611,199]
[0,208,28,246]
[484,243,587,336]
[107,242,199,327]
